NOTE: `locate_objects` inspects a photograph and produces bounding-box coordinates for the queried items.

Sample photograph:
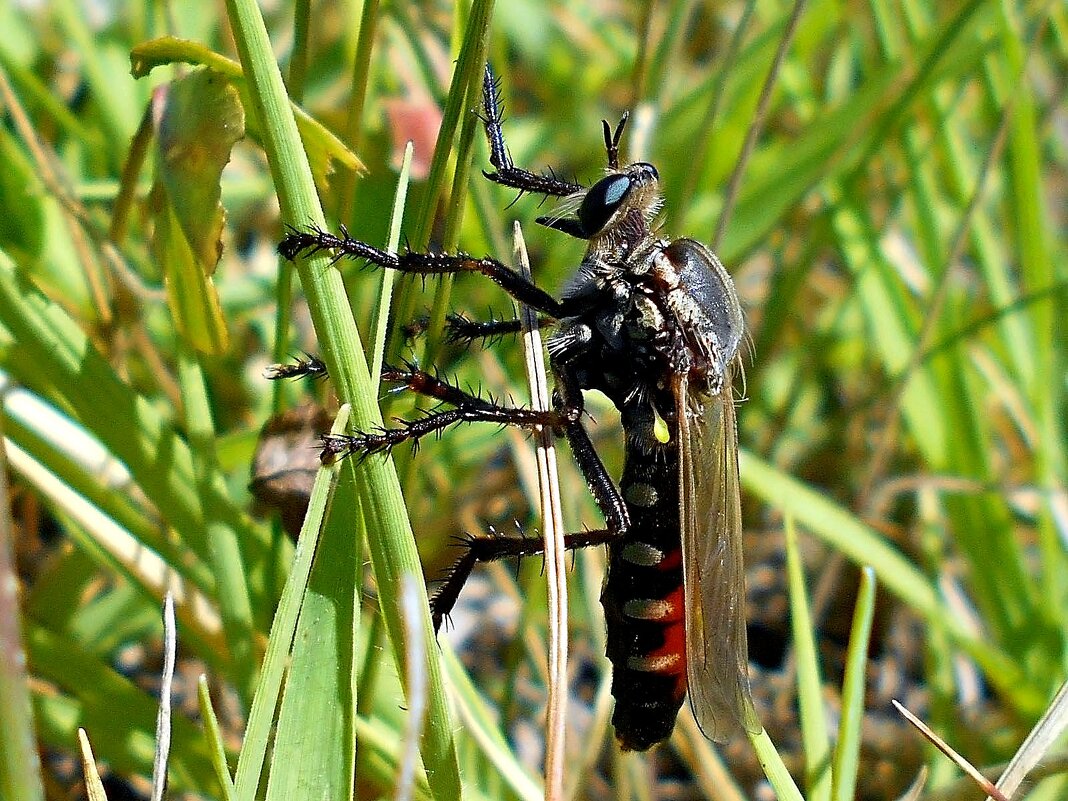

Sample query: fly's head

[537,162,663,248]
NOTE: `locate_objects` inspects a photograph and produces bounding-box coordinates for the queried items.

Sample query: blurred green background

[0,1,1066,800]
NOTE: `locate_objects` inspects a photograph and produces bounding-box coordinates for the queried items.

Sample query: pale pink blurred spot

[384,98,441,179]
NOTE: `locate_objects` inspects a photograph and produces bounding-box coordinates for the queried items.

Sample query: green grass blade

[334,0,381,224]
[741,449,1043,714]
[831,566,876,801]
[233,405,349,801]
[0,377,215,595]
[408,0,495,251]
[748,726,805,801]
[3,438,226,664]
[264,450,360,801]
[0,252,261,578]
[370,141,414,388]
[396,574,430,801]
[196,676,236,801]
[994,0,1068,641]
[221,0,462,796]
[719,0,988,262]
[354,715,434,801]
[440,644,542,801]
[785,517,832,801]
[391,0,495,366]
[177,346,255,698]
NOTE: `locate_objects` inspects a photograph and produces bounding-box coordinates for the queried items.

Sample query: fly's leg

[445,313,554,344]
[482,66,591,240]
[321,405,563,461]
[277,66,592,316]
[293,359,626,631]
[278,227,589,319]
[552,363,630,535]
[478,66,583,198]
[402,313,554,345]
[384,355,631,538]
[428,416,628,630]
[319,363,567,460]
[430,528,616,631]
[380,362,500,408]
[315,358,633,632]
[428,362,631,630]
[262,311,551,383]
[262,353,328,381]
[260,349,629,538]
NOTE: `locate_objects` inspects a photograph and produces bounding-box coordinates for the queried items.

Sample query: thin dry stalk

[151,593,176,801]
[989,678,1068,801]
[513,222,568,801]
[893,700,1009,801]
[78,730,108,801]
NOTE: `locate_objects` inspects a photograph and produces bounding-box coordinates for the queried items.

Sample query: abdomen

[601,438,687,751]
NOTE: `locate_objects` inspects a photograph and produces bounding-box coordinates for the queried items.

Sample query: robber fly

[277,67,760,751]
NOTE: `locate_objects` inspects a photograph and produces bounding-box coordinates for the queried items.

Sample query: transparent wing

[677,372,761,741]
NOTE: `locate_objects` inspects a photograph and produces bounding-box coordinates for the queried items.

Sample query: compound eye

[578,174,632,236]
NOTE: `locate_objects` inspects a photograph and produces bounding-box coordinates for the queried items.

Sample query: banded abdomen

[601,435,686,751]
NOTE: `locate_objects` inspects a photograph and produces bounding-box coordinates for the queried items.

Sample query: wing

[677,371,761,741]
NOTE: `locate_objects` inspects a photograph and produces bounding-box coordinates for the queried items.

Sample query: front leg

[478,66,584,199]
[278,225,587,319]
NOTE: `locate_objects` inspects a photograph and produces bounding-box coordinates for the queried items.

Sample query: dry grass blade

[514,220,568,801]
[396,573,428,801]
[990,678,1068,800]
[892,700,1008,801]
[565,670,613,801]
[151,593,176,801]
[78,729,109,801]
[894,766,928,801]
[0,416,45,801]
[712,0,810,249]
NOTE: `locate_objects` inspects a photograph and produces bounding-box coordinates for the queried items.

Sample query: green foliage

[0,1,1066,800]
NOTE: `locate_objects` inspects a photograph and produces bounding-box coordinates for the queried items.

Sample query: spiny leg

[380,362,501,409]
[431,528,617,631]
[478,66,584,199]
[381,360,627,532]
[263,353,328,381]
[445,312,554,344]
[550,363,630,533]
[560,417,630,533]
[321,360,578,460]
[402,313,555,346]
[278,227,587,319]
[380,360,629,537]
[428,369,631,630]
[321,404,567,461]
[262,358,574,460]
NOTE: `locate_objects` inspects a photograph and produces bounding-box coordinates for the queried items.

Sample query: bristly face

[578,162,662,239]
